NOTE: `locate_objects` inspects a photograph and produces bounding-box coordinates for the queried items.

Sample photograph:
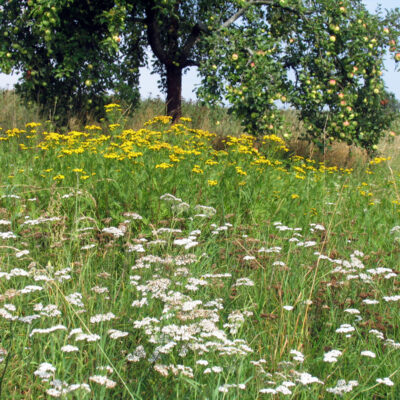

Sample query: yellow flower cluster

[0,103,366,188]
[369,156,391,165]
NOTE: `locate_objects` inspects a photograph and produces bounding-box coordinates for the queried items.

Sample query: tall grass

[0,94,399,399]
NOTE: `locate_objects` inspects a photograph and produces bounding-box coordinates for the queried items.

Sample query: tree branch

[180,22,208,61]
[220,0,308,30]
[181,59,200,68]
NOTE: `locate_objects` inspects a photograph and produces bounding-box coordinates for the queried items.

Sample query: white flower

[204,366,223,374]
[61,345,79,353]
[34,362,56,380]
[283,305,294,311]
[336,324,355,333]
[233,277,254,287]
[65,292,84,308]
[258,246,281,253]
[0,308,17,321]
[369,329,384,340]
[360,350,376,358]
[390,226,400,234]
[344,308,360,314]
[22,217,60,226]
[15,250,30,258]
[89,375,116,388]
[90,312,116,324]
[385,339,400,348]
[30,324,67,337]
[173,237,198,249]
[102,227,125,238]
[297,240,317,248]
[273,261,286,266]
[290,349,304,363]
[91,286,109,294]
[324,349,342,363]
[123,212,143,220]
[0,231,17,239]
[295,372,323,385]
[18,315,40,324]
[81,244,96,250]
[363,299,379,305]
[194,204,216,216]
[128,244,146,253]
[127,345,146,362]
[75,333,101,342]
[310,223,325,231]
[160,193,182,203]
[327,379,358,395]
[259,388,277,394]
[153,227,182,235]
[383,295,400,302]
[376,377,394,386]
[4,303,16,312]
[276,385,292,395]
[108,329,129,339]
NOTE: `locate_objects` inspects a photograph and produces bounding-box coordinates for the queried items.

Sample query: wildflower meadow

[0,100,399,399]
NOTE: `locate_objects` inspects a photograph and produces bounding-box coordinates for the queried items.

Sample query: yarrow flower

[89,375,117,389]
[327,379,359,395]
[376,377,394,386]
[324,349,342,363]
[90,312,116,324]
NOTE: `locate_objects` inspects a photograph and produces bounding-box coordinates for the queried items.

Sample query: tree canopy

[0,0,399,151]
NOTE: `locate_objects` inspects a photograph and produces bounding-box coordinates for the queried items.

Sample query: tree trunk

[166,64,182,122]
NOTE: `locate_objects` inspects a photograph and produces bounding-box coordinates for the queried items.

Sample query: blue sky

[1,0,399,101]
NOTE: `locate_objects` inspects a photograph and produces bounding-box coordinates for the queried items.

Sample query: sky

[0,0,399,101]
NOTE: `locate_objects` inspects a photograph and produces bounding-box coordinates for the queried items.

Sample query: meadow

[0,91,400,399]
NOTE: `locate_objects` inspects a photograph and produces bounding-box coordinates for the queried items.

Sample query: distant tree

[0,0,399,151]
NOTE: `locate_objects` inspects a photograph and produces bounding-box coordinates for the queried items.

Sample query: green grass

[0,95,399,399]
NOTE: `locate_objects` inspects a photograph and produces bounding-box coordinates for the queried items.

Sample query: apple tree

[198,0,400,152]
[0,0,144,123]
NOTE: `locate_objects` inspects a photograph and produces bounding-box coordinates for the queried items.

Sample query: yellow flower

[25,122,42,128]
[109,123,121,131]
[104,103,121,112]
[291,194,299,199]
[205,159,219,166]
[169,154,180,163]
[208,180,218,186]
[235,166,247,176]
[72,168,84,173]
[155,162,173,169]
[192,165,204,174]
[53,174,65,181]
[85,125,102,131]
